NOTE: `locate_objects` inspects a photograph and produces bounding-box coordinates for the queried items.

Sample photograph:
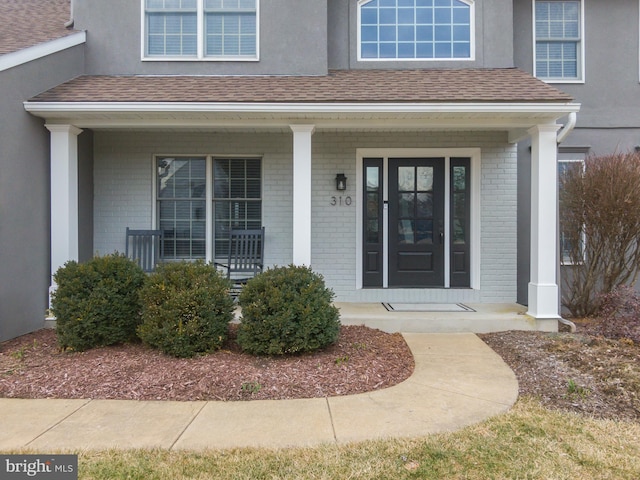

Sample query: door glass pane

[398,219,414,244]
[366,166,379,191]
[416,166,433,191]
[416,192,433,218]
[367,219,379,243]
[453,192,466,243]
[453,166,466,191]
[399,193,415,217]
[416,219,434,244]
[367,193,379,218]
[398,167,415,191]
[365,165,380,245]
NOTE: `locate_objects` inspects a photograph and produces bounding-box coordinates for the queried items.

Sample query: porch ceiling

[24,69,580,137]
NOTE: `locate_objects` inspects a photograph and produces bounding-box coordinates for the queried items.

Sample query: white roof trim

[24,100,580,133]
[0,31,86,72]
[24,101,580,115]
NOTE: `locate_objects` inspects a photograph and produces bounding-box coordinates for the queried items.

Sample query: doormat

[382,303,475,312]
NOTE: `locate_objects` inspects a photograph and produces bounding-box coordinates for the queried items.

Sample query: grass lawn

[13,397,639,480]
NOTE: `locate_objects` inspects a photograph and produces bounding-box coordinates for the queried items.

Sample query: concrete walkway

[0,333,518,451]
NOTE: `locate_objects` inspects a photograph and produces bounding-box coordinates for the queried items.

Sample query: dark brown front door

[388,158,445,287]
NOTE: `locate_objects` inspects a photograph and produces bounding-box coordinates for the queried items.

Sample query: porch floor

[334,302,558,333]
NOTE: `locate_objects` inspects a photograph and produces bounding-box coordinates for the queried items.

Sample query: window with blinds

[156,156,262,261]
[213,158,262,260]
[144,0,258,60]
[157,157,207,259]
[534,0,582,81]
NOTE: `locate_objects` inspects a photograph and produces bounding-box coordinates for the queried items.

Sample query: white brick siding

[93,129,517,304]
[93,130,294,267]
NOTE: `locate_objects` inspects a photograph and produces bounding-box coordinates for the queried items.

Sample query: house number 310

[330,196,352,206]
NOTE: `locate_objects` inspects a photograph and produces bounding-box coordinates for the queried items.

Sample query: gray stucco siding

[92,130,294,268]
[0,44,85,341]
[513,0,640,306]
[75,0,328,76]
[329,0,514,70]
[93,130,517,304]
[513,0,640,130]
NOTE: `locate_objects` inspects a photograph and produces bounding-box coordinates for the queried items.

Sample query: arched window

[358,0,474,61]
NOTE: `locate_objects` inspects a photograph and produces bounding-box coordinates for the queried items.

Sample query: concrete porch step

[335,302,558,333]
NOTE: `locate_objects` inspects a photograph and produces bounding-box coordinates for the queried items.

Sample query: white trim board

[0,32,86,72]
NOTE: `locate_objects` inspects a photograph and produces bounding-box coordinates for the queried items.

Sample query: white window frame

[357,0,476,62]
[558,158,586,265]
[152,154,263,263]
[141,0,260,61]
[532,0,585,83]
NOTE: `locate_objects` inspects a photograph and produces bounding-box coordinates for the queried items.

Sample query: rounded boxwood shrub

[137,261,234,358]
[51,253,146,351]
[237,265,341,355]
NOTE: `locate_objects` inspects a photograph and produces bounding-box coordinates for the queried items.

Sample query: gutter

[556,110,578,333]
[556,111,576,144]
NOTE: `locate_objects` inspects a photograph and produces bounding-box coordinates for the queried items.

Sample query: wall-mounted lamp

[335,173,347,191]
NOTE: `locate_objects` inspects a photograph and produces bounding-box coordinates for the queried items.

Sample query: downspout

[64,0,74,28]
[556,112,576,145]
[556,112,578,333]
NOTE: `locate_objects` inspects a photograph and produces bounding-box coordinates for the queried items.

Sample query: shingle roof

[0,0,75,55]
[29,68,574,104]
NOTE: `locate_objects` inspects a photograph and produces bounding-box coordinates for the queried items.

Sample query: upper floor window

[144,0,258,60]
[358,0,474,61]
[534,0,583,81]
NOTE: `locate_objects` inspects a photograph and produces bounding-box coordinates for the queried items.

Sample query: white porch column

[290,125,315,265]
[527,124,561,319]
[46,124,82,303]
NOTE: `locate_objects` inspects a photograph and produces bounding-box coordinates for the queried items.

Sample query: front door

[389,158,445,287]
[362,156,471,289]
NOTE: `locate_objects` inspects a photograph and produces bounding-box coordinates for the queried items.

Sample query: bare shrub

[560,151,640,317]
[597,286,640,343]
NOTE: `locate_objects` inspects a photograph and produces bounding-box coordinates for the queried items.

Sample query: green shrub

[137,261,234,358]
[237,265,341,355]
[51,254,146,351]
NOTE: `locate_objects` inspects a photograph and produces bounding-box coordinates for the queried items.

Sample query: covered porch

[25,69,580,331]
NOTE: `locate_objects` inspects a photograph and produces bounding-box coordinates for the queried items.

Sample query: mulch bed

[480,319,640,421]
[0,325,415,402]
